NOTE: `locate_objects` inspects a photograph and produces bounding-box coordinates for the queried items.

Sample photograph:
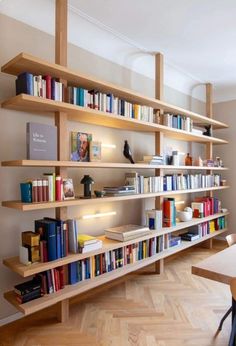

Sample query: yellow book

[134,104,139,119]
[143,242,146,258]
[78,234,98,246]
[209,221,215,233]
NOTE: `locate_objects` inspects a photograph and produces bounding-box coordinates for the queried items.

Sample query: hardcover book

[71,132,92,162]
[104,224,150,241]
[27,122,57,160]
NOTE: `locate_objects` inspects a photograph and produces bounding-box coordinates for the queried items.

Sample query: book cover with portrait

[71,132,92,162]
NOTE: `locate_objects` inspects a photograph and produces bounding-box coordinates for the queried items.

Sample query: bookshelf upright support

[55,0,69,322]
[203,83,214,249]
[155,53,165,274]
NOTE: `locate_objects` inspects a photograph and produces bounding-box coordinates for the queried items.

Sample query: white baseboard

[0,312,23,326]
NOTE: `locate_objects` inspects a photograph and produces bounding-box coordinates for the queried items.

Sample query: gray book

[27,122,57,160]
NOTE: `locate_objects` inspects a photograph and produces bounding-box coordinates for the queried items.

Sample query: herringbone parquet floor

[0,241,232,346]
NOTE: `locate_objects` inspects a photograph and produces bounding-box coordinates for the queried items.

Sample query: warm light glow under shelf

[81,211,117,220]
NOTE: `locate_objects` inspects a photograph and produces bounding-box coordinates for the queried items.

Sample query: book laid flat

[78,235,103,253]
[103,186,136,196]
[180,232,200,241]
[104,224,150,241]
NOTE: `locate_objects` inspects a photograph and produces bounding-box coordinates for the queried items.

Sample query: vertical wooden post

[57,299,69,323]
[155,53,164,274]
[55,0,69,321]
[203,83,213,249]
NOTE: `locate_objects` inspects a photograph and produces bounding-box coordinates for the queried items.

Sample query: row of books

[19,218,103,265]
[124,172,221,194]
[191,197,221,218]
[20,174,75,203]
[16,73,64,101]
[67,87,155,123]
[163,113,193,132]
[15,72,155,123]
[15,215,226,304]
[184,216,226,240]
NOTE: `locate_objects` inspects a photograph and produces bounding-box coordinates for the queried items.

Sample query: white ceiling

[70,0,236,88]
[1,0,236,102]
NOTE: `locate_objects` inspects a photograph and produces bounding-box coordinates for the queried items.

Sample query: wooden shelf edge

[1,52,228,130]
[1,94,228,144]
[3,228,227,315]
[1,186,230,211]
[1,160,229,171]
[3,212,229,277]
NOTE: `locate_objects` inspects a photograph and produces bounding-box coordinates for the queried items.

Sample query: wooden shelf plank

[1,95,228,144]
[1,160,229,170]
[1,186,230,211]
[3,212,229,277]
[3,228,227,315]
[1,53,228,130]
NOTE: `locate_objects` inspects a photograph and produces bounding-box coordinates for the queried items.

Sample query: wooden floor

[0,241,232,346]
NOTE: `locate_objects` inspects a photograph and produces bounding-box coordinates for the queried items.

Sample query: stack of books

[103,185,136,196]
[14,278,42,304]
[78,235,103,253]
[180,232,200,241]
[138,155,164,165]
[104,224,151,241]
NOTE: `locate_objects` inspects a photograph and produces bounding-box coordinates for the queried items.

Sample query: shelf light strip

[101,144,116,148]
[81,211,117,220]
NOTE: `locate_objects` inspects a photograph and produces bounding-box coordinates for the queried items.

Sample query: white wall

[0,13,213,322]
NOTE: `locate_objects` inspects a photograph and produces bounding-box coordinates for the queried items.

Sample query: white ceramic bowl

[177,210,193,222]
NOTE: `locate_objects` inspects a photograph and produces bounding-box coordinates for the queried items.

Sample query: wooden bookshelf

[4,228,227,316]
[1,2,229,322]
[2,186,229,211]
[3,212,229,278]
[1,94,228,145]
[1,52,228,130]
[1,160,229,170]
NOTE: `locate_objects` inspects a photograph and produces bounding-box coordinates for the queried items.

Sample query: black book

[17,288,42,304]
[14,278,41,296]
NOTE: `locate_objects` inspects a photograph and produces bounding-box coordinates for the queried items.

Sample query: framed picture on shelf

[89,141,101,162]
[71,132,92,162]
[63,178,75,200]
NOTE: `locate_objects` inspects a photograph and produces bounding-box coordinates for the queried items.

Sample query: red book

[58,266,65,289]
[44,75,52,99]
[54,269,59,291]
[37,179,43,202]
[32,180,38,203]
[42,179,48,202]
[163,199,171,227]
[56,176,62,201]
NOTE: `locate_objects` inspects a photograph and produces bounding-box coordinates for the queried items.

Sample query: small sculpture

[123,140,135,164]
[80,175,94,199]
[203,125,212,137]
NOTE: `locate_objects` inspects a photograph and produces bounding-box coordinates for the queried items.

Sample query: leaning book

[104,224,150,241]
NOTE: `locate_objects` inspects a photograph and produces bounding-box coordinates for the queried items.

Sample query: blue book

[35,219,57,261]
[79,88,84,106]
[43,218,64,259]
[76,87,80,106]
[68,262,78,284]
[16,72,34,95]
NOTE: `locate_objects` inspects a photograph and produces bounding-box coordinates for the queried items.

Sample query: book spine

[32,179,38,203]
[37,179,43,202]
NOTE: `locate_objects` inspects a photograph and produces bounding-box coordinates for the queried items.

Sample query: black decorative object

[203,125,212,137]
[123,140,135,164]
[80,175,94,199]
